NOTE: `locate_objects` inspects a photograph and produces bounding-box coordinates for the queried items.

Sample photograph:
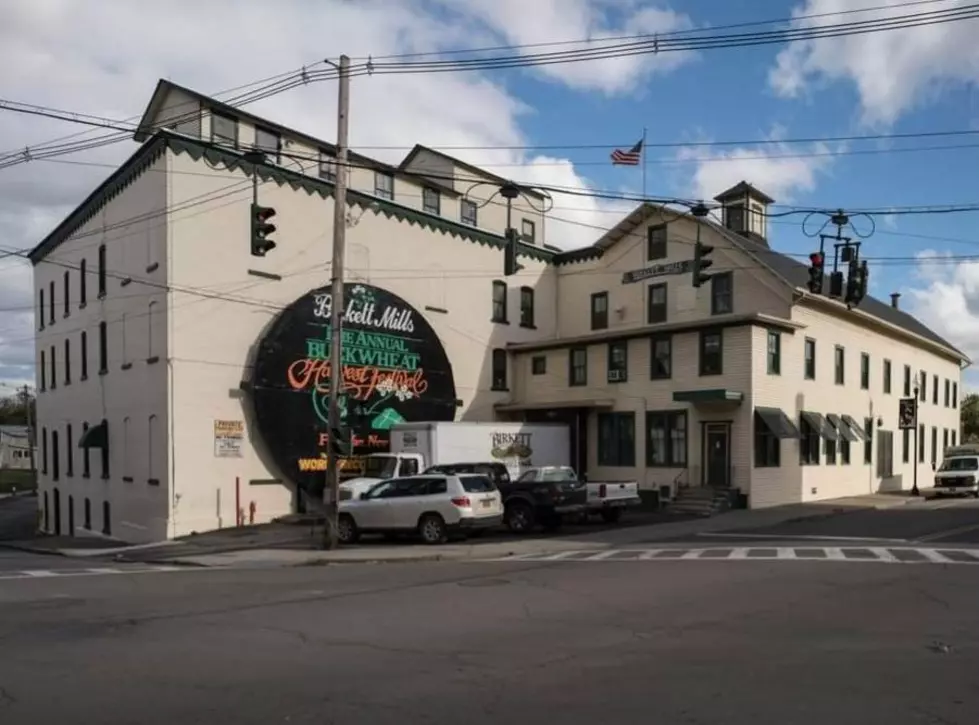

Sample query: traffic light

[503,228,523,276]
[807,252,825,294]
[898,397,916,430]
[845,259,869,307]
[691,241,714,288]
[329,426,352,458]
[250,203,277,256]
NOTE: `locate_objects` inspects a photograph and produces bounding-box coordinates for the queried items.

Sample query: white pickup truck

[515,466,642,524]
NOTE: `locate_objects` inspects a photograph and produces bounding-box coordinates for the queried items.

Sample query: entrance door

[704,423,730,488]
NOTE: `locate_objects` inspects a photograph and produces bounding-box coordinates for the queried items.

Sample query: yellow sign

[213,419,245,458]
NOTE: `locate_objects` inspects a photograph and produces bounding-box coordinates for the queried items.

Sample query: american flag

[610,139,643,166]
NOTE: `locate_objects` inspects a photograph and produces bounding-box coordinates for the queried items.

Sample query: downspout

[166,149,178,539]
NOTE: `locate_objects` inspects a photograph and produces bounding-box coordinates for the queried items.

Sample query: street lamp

[911,383,920,496]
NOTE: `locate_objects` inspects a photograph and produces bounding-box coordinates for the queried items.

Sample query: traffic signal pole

[323,54,351,550]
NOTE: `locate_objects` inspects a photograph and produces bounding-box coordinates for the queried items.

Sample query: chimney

[890,293,901,309]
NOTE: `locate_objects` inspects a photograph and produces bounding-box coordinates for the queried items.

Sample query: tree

[961,393,979,443]
[0,392,35,426]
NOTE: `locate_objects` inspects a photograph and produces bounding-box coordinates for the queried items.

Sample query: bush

[0,469,37,494]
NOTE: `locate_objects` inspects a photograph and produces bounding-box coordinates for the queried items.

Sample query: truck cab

[338,453,425,501]
[931,445,979,498]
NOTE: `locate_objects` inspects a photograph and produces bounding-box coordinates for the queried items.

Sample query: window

[860,353,870,390]
[318,150,336,181]
[102,501,111,536]
[754,413,781,468]
[590,292,608,330]
[646,224,667,260]
[766,330,781,375]
[919,371,926,401]
[422,187,440,214]
[79,258,87,307]
[710,272,733,315]
[83,498,91,529]
[100,419,110,479]
[461,199,477,226]
[521,219,536,244]
[373,171,394,200]
[148,415,159,483]
[38,288,45,330]
[699,330,723,376]
[569,347,587,386]
[148,301,158,359]
[51,430,60,481]
[63,338,71,385]
[41,427,48,474]
[491,281,507,323]
[98,244,107,297]
[952,430,957,446]
[99,321,108,373]
[825,430,837,465]
[211,112,238,146]
[864,418,873,464]
[841,437,851,465]
[834,346,845,385]
[39,349,46,391]
[82,422,90,478]
[650,336,671,379]
[883,359,892,394]
[944,379,950,407]
[804,338,816,380]
[932,375,939,405]
[63,271,70,317]
[943,428,949,452]
[66,424,74,478]
[799,415,820,465]
[902,427,910,463]
[49,345,56,390]
[48,281,55,325]
[80,331,88,380]
[953,382,958,408]
[490,349,507,391]
[123,416,132,482]
[531,355,546,375]
[254,126,280,161]
[931,426,938,465]
[725,204,745,232]
[647,283,667,324]
[877,431,894,478]
[597,412,635,466]
[647,411,687,467]
[903,365,911,397]
[918,423,925,462]
[519,287,534,328]
[607,341,628,383]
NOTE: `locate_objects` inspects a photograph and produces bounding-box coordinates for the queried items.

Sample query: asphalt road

[0,494,36,541]
[1,554,978,724]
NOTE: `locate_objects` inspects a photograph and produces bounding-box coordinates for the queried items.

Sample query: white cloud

[769,0,979,126]
[0,0,683,385]
[904,250,979,364]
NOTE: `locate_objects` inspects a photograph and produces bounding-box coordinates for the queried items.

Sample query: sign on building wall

[249,283,458,492]
[213,419,245,458]
[621,259,692,284]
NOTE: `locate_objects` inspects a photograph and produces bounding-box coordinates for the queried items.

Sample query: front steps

[668,487,738,517]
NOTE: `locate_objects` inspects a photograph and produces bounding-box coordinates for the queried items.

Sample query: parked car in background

[337,473,503,545]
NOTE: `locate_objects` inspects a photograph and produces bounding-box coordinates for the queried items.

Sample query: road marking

[697,532,911,543]
[483,546,979,565]
[916,521,979,543]
[0,566,185,582]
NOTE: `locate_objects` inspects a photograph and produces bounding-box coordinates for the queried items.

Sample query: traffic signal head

[329,426,352,459]
[807,252,825,294]
[251,203,277,257]
[691,241,714,288]
[844,259,869,307]
[503,228,524,276]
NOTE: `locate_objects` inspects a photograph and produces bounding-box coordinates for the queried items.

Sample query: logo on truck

[490,432,534,463]
[249,283,457,493]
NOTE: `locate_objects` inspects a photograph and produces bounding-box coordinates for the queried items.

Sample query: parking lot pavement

[691,496,979,545]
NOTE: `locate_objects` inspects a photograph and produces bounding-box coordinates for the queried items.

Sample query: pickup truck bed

[585,481,642,522]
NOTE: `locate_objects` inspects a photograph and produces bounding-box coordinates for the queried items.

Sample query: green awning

[826,413,859,442]
[755,407,801,439]
[800,411,838,441]
[673,389,744,404]
[78,421,108,449]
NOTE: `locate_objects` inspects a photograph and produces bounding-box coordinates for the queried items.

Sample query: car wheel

[505,501,535,534]
[418,514,448,545]
[337,514,359,544]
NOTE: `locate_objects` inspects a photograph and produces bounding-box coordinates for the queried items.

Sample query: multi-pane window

[491,349,507,390]
[318,151,337,181]
[860,353,870,390]
[80,331,88,379]
[883,359,891,394]
[211,112,238,147]
[48,281,55,325]
[374,172,394,200]
[461,199,478,226]
[919,423,925,462]
[422,187,440,215]
[569,347,587,386]
[647,411,686,467]
[834,346,845,385]
[649,336,671,379]
[52,430,60,480]
[931,426,938,465]
[903,365,911,397]
[41,427,48,474]
[804,338,816,379]
[99,321,108,373]
[766,330,780,375]
[82,422,91,478]
[66,424,74,477]
[944,379,950,407]
[64,338,71,385]
[531,355,546,375]
[699,330,723,376]
[864,418,874,464]
[953,382,958,408]
[519,287,534,328]
[799,415,820,466]
[100,419,110,479]
[919,371,926,401]
[39,350,46,392]
[521,219,536,244]
[38,288,45,331]
[49,345,56,389]
[597,412,635,466]
[79,258,87,307]
[932,375,939,405]
[63,271,70,317]
[647,283,666,324]
[98,244,107,297]
[607,341,627,383]
[254,127,280,161]
[710,272,733,315]
[902,428,910,463]
[491,281,507,323]
[646,224,667,260]
[591,292,608,330]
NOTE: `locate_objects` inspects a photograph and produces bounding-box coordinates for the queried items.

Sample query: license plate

[481,499,494,508]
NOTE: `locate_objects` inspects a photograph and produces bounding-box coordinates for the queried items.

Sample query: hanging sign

[622,259,692,284]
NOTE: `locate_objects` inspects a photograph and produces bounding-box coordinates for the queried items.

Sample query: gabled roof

[714,180,775,205]
[28,131,555,266]
[398,144,546,199]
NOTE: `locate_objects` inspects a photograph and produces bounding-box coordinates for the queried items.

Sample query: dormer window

[422,187,441,214]
[254,127,281,162]
[725,204,745,233]
[521,219,536,244]
[211,112,238,148]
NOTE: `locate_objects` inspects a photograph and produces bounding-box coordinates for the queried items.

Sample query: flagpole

[641,126,648,199]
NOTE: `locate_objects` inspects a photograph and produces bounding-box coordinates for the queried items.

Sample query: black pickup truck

[423,462,588,533]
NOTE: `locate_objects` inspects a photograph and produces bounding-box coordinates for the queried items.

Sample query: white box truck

[338,422,570,500]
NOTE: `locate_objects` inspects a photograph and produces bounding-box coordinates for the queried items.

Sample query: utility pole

[21,384,35,474]
[323,54,351,550]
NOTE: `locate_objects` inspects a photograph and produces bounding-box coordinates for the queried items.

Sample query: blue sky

[1,0,978,386]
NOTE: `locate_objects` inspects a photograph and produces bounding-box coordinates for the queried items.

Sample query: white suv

[337,473,504,545]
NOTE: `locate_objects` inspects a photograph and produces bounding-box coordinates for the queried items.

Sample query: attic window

[211,112,238,148]
[725,204,745,232]
[254,127,281,162]
[319,151,336,181]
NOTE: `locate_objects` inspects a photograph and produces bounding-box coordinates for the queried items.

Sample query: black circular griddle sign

[250,283,457,491]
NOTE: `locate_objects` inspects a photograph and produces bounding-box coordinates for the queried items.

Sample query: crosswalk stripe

[0,565,187,582]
